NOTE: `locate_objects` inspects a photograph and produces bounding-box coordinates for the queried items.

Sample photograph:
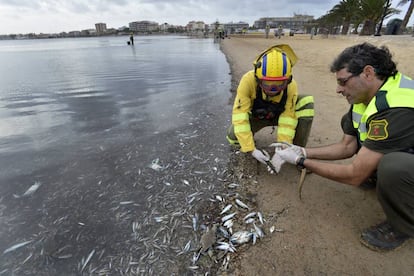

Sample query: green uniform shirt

[342,107,414,154]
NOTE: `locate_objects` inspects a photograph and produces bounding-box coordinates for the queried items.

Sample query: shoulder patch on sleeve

[367,119,389,140]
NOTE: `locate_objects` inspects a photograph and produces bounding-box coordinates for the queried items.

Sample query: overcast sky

[0,0,411,34]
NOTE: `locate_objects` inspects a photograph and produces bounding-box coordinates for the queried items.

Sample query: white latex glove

[277,147,303,165]
[270,146,285,174]
[270,142,307,158]
[251,149,270,165]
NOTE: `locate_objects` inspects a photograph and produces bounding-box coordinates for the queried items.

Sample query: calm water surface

[0,36,234,274]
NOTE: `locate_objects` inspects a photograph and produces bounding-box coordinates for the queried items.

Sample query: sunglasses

[336,74,358,86]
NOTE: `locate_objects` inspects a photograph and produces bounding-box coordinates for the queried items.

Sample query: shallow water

[0,35,235,274]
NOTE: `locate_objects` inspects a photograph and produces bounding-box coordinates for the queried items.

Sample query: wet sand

[219,33,414,275]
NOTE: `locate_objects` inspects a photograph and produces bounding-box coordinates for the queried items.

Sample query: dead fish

[3,240,33,254]
[221,212,236,222]
[244,218,255,224]
[13,181,42,198]
[252,232,258,245]
[223,219,233,229]
[257,212,264,224]
[269,226,285,233]
[149,159,163,171]
[218,226,230,239]
[253,223,265,238]
[216,242,236,253]
[215,195,224,202]
[235,199,250,210]
[220,204,232,215]
[81,249,95,272]
[227,183,240,189]
[243,212,256,220]
[183,240,191,252]
[222,254,231,270]
[230,231,252,244]
[192,214,198,231]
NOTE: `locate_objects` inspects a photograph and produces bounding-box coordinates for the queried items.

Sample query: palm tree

[317,0,363,35]
[315,0,398,35]
[397,0,414,33]
[375,0,392,35]
[332,0,361,34]
[359,0,397,35]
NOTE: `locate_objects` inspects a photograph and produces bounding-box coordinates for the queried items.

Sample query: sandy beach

[220,34,414,275]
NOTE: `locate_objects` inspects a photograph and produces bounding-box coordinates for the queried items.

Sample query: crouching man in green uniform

[274,43,414,251]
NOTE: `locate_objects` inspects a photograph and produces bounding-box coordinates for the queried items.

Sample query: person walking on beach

[226,44,314,173]
[310,27,315,39]
[276,25,283,39]
[274,43,414,251]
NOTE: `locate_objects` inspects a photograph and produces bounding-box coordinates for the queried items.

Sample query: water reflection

[0,36,234,274]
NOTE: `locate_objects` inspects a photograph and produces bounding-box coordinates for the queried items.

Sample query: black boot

[360,221,411,251]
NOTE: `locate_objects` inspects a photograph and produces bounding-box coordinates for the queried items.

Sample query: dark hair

[330,43,397,80]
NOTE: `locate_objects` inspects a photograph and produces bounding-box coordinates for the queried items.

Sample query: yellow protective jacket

[232,70,298,152]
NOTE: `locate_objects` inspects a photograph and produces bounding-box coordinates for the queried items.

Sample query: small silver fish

[243,212,257,220]
[218,226,230,238]
[192,214,198,231]
[235,199,250,210]
[253,223,265,238]
[183,240,191,252]
[244,218,255,224]
[215,195,224,202]
[269,226,284,233]
[230,231,252,244]
[81,249,95,272]
[221,212,236,222]
[13,181,42,198]
[220,204,232,215]
[216,242,236,253]
[3,240,33,254]
[227,183,240,189]
[257,212,264,224]
[223,219,233,229]
[149,159,163,171]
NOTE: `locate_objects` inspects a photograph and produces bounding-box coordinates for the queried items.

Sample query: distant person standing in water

[130,33,134,45]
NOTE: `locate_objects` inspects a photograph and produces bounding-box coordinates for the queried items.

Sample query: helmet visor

[260,79,288,95]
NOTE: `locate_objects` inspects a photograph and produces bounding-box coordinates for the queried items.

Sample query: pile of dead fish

[188,183,280,272]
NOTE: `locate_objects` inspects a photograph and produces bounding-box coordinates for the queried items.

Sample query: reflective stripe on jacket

[232,70,298,152]
[352,72,414,142]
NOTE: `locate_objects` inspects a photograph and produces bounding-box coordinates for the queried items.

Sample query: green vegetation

[313,0,413,35]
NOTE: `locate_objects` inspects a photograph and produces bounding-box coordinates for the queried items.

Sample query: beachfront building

[253,14,314,32]
[186,21,206,32]
[95,23,107,34]
[129,21,159,33]
[223,21,249,34]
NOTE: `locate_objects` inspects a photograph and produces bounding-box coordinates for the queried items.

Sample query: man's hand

[270,146,285,173]
[277,147,303,165]
[270,142,307,158]
[289,143,307,158]
[252,149,270,165]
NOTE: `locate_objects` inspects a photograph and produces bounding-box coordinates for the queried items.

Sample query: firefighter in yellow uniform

[226,44,314,172]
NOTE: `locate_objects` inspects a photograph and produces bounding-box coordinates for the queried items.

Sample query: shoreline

[218,34,414,275]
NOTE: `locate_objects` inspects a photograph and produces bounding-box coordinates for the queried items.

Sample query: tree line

[314,0,413,35]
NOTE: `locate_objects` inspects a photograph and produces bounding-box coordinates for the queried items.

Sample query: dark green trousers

[377,152,414,236]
